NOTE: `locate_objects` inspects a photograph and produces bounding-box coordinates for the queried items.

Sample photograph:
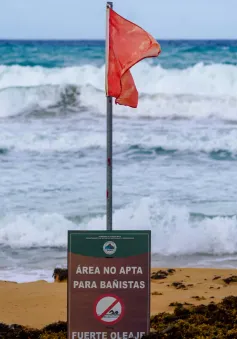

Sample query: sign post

[67,230,151,339]
[105,1,113,231]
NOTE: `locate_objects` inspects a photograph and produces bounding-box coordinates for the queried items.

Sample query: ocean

[0,39,237,282]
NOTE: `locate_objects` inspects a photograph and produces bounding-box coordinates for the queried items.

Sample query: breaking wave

[0,62,237,119]
[1,198,237,255]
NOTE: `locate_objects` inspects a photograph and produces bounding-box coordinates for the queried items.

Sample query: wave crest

[1,198,237,255]
[0,62,237,119]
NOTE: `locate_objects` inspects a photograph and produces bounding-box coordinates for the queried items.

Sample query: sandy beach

[1,267,237,329]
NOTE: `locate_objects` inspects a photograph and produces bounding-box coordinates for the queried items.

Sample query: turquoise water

[1,40,237,68]
[1,40,237,282]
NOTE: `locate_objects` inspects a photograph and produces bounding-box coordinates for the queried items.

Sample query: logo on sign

[103,241,117,255]
[94,295,124,325]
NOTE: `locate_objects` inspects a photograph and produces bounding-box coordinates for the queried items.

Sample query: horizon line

[0,38,237,41]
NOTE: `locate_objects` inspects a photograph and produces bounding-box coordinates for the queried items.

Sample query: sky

[0,0,236,40]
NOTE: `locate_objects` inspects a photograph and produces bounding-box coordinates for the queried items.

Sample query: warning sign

[94,295,124,324]
[67,230,151,339]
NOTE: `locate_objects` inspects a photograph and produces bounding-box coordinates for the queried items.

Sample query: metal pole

[106,2,113,231]
[107,95,113,231]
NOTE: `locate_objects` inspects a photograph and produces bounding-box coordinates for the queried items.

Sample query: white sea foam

[0,268,54,283]
[0,63,237,119]
[1,198,237,255]
[1,119,237,155]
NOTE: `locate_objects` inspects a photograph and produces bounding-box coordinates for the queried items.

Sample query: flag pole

[106,2,113,231]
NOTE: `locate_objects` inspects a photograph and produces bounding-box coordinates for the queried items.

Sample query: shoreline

[1,267,237,329]
[2,259,237,284]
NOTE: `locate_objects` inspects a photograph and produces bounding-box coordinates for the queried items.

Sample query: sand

[1,268,237,329]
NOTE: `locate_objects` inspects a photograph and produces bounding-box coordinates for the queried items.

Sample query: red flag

[106,7,161,108]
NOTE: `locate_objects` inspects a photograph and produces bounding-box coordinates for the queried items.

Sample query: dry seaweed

[1,296,237,338]
[191,296,206,301]
[151,269,175,280]
[223,276,237,285]
[0,323,42,339]
[146,296,237,338]
[213,275,221,281]
[152,291,163,295]
[52,268,68,282]
[171,281,187,290]
[0,322,66,339]
[151,270,169,280]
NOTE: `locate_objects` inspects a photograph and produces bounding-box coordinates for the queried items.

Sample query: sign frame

[67,230,151,339]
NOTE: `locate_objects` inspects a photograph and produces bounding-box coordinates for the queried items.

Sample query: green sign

[68,230,151,339]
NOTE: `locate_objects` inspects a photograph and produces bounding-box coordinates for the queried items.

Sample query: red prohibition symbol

[94,294,124,325]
